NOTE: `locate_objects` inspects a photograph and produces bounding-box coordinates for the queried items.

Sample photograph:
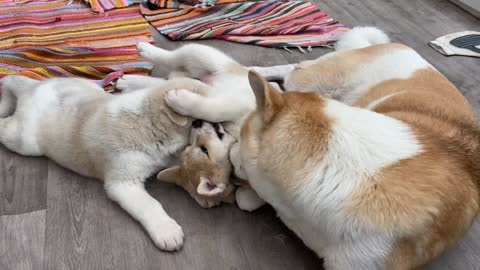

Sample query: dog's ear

[248,71,284,123]
[157,166,181,184]
[197,176,225,197]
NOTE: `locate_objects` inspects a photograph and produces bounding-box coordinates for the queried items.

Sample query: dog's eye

[200,146,209,156]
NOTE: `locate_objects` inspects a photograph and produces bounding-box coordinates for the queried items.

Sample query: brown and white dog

[230,27,480,269]
[160,27,480,269]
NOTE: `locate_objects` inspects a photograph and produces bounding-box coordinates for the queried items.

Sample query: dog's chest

[253,178,329,253]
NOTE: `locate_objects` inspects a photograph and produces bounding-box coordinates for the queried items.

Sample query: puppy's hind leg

[165,89,252,123]
[0,115,42,156]
[0,75,37,118]
[0,76,42,156]
[137,42,234,79]
[0,86,16,118]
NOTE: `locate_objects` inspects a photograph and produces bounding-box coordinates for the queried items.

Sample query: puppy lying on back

[118,42,265,211]
[115,74,239,208]
[0,75,216,251]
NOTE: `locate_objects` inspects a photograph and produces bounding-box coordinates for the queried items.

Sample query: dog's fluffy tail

[335,26,390,51]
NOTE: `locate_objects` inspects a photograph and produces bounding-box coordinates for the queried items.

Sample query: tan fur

[245,74,333,191]
[157,126,236,208]
[350,68,480,269]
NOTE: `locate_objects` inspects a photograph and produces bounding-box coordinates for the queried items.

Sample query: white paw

[115,75,145,92]
[236,187,265,212]
[137,42,160,61]
[165,89,197,116]
[146,218,184,251]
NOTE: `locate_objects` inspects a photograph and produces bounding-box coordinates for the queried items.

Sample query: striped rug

[141,0,348,49]
[0,0,153,89]
[85,0,138,13]
[85,0,227,12]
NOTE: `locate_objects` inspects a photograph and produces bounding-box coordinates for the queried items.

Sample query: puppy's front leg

[105,179,183,251]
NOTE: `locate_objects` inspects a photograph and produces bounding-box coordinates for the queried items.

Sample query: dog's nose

[192,120,203,128]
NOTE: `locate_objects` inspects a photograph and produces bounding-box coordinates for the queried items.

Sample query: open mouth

[211,123,225,140]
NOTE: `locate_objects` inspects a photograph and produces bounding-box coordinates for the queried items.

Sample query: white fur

[235,187,265,212]
[335,26,390,51]
[250,64,295,81]
[107,89,150,115]
[310,99,422,201]
[115,74,166,92]
[230,142,248,180]
[297,100,420,267]
[342,49,431,104]
[105,180,183,251]
[365,91,404,110]
[0,75,189,251]
[241,100,422,269]
[282,46,431,105]
[138,42,255,124]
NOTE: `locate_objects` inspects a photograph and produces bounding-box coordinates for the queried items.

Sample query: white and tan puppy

[230,27,480,269]
[0,75,215,251]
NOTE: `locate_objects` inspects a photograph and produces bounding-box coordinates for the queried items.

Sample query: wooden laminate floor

[1,0,479,269]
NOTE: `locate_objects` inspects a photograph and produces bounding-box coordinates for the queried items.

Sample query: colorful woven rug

[140,0,348,49]
[85,0,139,13]
[86,0,225,12]
[0,0,153,89]
[85,0,347,49]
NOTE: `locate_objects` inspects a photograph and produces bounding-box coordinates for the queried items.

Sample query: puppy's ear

[248,71,284,123]
[165,110,189,127]
[157,166,181,184]
[197,176,225,197]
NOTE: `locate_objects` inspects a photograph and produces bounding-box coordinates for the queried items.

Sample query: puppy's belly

[38,99,107,179]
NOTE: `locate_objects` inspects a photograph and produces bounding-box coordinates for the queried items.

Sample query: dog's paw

[236,187,265,212]
[165,89,198,116]
[146,218,184,251]
[137,42,161,61]
[115,75,146,92]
